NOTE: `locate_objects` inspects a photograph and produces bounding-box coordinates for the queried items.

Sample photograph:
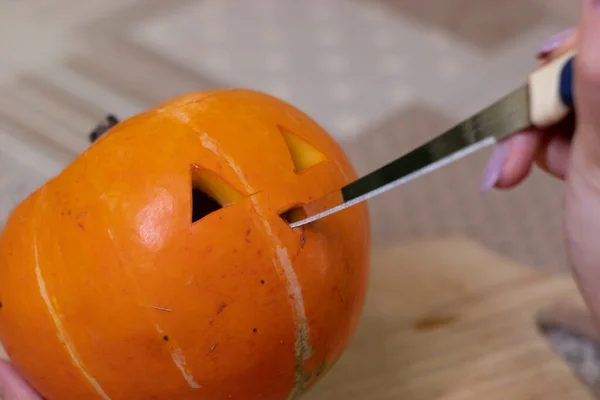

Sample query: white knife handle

[528,49,576,128]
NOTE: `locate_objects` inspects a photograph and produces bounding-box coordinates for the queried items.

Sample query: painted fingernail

[537,28,574,57]
[480,141,508,192]
[586,0,600,8]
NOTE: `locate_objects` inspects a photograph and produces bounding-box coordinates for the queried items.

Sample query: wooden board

[305,236,595,400]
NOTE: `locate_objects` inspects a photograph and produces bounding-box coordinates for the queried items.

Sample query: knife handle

[528,49,576,128]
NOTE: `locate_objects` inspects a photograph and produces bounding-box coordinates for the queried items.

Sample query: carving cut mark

[279,206,307,225]
[278,126,327,173]
[191,166,243,223]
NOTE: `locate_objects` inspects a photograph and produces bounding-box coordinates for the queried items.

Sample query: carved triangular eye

[190,166,243,223]
[278,126,327,173]
[191,188,221,223]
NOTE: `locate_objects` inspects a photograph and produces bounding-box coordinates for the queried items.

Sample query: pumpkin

[0,89,370,400]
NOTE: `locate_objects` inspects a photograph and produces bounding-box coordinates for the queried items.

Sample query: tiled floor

[0,0,594,393]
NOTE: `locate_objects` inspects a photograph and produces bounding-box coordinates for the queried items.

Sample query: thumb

[572,0,600,166]
[563,0,600,324]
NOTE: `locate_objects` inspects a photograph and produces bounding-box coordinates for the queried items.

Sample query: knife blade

[288,49,576,229]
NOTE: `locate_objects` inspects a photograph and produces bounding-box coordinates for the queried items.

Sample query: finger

[532,113,576,180]
[480,26,579,192]
[534,133,572,180]
[572,0,600,167]
[482,120,575,190]
[561,0,600,326]
[481,36,580,191]
[0,360,42,400]
[480,129,542,191]
[536,27,579,61]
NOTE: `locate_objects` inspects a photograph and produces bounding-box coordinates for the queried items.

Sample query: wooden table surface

[305,236,594,399]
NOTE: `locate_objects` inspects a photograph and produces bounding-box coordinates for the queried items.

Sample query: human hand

[0,360,42,400]
[481,1,600,321]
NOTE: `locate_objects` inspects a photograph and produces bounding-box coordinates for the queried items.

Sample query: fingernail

[480,141,508,192]
[537,28,575,57]
[587,0,600,8]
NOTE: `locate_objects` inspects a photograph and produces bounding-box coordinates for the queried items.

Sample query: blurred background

[0,0,580,273]
[0,0,596,397]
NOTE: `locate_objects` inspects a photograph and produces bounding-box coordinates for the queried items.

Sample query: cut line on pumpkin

[152,306,173,312]
[279,204,308,226]
[278,125,327,173]
[32,229,112,400]
[190,165,243,223]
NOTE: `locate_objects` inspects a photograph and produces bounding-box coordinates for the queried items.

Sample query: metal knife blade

[288,50,576,229]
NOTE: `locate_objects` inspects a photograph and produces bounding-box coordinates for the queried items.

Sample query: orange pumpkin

[0,89,370,400]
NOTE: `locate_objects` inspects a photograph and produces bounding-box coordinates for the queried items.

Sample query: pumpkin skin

[0,89,370,400]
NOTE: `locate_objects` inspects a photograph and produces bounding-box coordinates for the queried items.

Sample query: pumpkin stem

[89,114,120,143]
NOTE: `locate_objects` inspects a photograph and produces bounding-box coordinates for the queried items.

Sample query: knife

[287,49,577,229]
